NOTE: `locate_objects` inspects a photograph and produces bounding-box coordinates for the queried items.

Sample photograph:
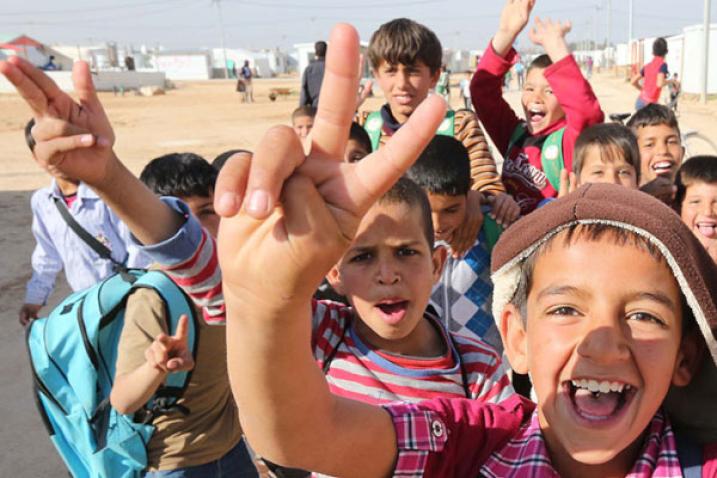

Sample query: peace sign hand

[0,57,117,186]
[216,24,446,308]
[145,315,194,373]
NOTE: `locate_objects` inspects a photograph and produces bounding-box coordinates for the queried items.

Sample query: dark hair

[527,54,553,76]
[675,155,717,209]
[379,177,434,249]
[627,103,681,136]
[348,122,372,161]
[406,136,470,196]
[573,123,641,181]
[140,152,217,198]
[367,18,442,73]
[212,149,252,171]
[25,118,36,152]
[509,223,695,331]
[315,41,327,58]
[653,37,668,57]
[292,105,316,121]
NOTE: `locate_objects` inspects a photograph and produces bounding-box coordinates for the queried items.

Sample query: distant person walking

[240,60,254,103]
[631,37,669,110]
[300,41,326,108]
[514,60,525,89]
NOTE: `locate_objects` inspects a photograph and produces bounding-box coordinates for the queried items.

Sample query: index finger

[7,56,67,111]
[310,23,360,161]
[173,315,189,342]
[0,60,48,116]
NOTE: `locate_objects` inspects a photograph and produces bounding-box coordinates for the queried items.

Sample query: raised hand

[493,0,537,56]
[216,23,446,308]
[144,315,194,373]
[557,168,577,198]
[529,17,572,62]
[0,58,116,187]
[486,192,520,226]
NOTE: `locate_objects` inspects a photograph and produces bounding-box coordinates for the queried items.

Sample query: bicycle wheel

[683,132,717,159]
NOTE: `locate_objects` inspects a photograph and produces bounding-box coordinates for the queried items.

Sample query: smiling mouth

[651,161,675,175]
[696,222,717,238]
[565,379,636,424]
[527,107,546,124]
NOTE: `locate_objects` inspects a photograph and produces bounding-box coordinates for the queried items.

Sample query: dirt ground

[1,72,716,476]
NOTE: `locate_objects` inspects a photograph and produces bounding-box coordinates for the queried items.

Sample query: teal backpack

[26,269,197,478]
[506,123,566,192]
[364,109,456,152]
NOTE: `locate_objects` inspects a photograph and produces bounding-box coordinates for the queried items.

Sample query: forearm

[226,295,396,477]
[110,362,166,414]
[92,154,183,246]
[491,30,518,58]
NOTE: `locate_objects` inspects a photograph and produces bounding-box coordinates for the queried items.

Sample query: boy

[676,155,717,263]
[627,103,684,204]
[344,122,372,163]
[406,136,503,350]
[19,120,149,326]
[631,37,669,110]
[110,152,257,476]
[362,18,519,224]
[572,123,640,189]
[291,105,316,140]
[471,0,604,215]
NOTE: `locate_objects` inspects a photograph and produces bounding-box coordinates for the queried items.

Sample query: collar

[379,103,404,135]
[49,180,99,204]
[480,410,682,477]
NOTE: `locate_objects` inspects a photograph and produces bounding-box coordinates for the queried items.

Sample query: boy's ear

[501,304,529,374]
[430,68,441,88]
[431,245,448,283]
[672,330,706,387]
[326,265,345,295]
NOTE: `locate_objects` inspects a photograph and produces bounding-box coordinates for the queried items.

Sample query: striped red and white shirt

[311,300,514,406]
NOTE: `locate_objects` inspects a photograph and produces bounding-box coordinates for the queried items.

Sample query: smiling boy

[471,0,604,214]
[676,155,717,263]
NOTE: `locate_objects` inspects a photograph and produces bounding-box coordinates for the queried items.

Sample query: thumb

[72,61,102,113]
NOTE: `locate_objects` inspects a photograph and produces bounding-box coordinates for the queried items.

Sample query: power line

[1,0,189,17]
[225,0,442,9]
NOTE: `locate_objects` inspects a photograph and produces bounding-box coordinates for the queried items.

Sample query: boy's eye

[619,169,634,177]
[397,247,418,257]
[349,252,372,263]
[590,170,604,177]
[548,306,580,316]
[627,312,666,327]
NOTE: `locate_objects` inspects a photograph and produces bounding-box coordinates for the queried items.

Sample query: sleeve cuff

[133,196,204,267]
[24,288,48,306]
[480,41,518,75]
[544,54,578,79]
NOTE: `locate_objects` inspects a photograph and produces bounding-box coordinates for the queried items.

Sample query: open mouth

[375,299,409,325]
[565,379,636,425]
[696,221,717,239]
[527,106,546,126]
[393,94,414,106]
[651,161,675,176]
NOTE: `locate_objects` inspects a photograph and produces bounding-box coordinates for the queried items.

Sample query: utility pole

[628,0,634,42]
[607,0,612,47]
[702,0,712,103]
[213,0,230,79]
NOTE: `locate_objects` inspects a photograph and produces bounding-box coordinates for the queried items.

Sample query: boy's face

[502,234,694,466]
[635,124,684,184]
[681,181,717,253]
[293,115,314,139]
[328,201,445,355]
[426,192,467,243]
[180,193,219,238]
[577,145,638,189]
[373,60,440,124]
[522,67,566,134]
[344,139,370,163]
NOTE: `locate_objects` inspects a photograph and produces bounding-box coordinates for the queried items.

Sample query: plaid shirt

[385,397,683,478]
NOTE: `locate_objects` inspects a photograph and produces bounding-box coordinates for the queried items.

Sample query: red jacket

[471,44,604,214]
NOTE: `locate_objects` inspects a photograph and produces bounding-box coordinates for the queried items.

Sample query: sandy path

[0,72,715,476]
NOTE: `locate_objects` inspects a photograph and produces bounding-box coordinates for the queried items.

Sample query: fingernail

[217,192,239,213]
[80,134,94,145]
[247,190,270,215]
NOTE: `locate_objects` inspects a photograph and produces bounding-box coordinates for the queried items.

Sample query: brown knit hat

[490,183,717,441]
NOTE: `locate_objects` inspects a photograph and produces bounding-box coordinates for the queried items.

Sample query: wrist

[544,40,570,63]
[492,30,518,57]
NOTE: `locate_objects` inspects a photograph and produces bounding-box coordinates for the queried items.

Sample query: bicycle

[609,113,717,159]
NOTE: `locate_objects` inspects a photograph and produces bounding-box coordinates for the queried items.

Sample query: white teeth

[571,379,627,394]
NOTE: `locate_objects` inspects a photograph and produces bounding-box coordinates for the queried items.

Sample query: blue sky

[2,0,713,50]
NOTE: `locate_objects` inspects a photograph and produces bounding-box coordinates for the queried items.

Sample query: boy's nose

[576,320,630,365]
[376,261,400,285]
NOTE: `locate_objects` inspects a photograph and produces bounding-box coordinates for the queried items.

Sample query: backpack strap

[482,214,502,252]
[364,110,456,152]
[674,429,703,478]
[131,271,198,419]
[52,196,124,269]
[363,111,384,152]
[540,128,566,192]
